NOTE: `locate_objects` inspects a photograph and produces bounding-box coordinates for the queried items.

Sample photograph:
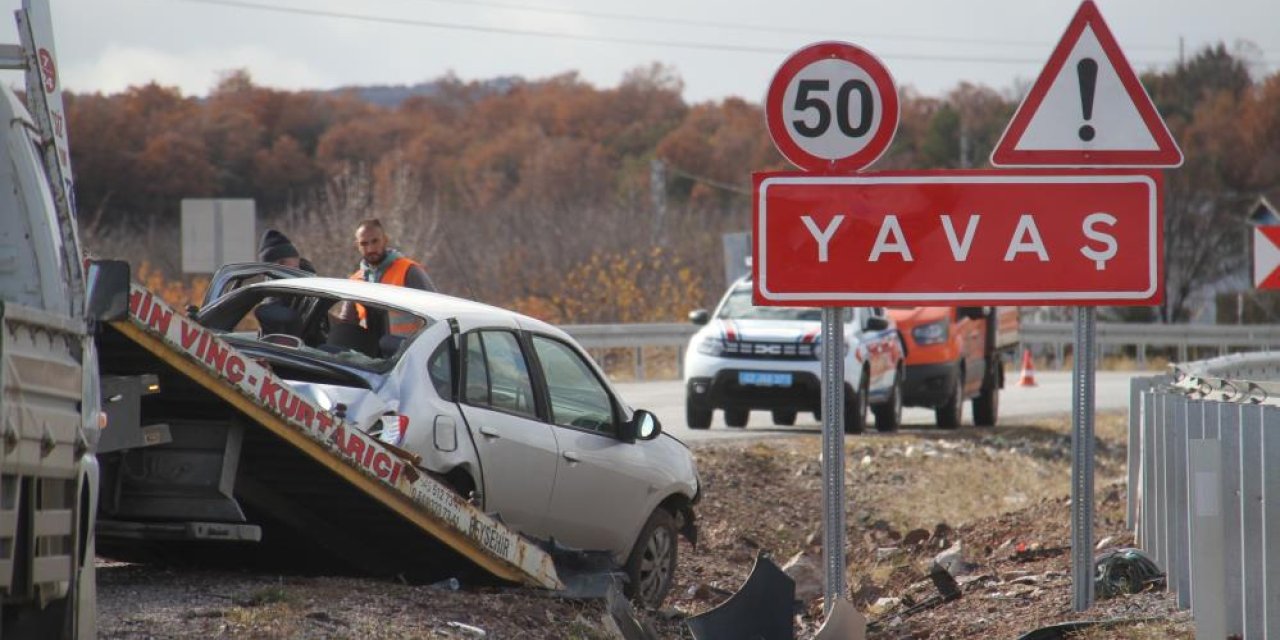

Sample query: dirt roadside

[97,411,1191,639]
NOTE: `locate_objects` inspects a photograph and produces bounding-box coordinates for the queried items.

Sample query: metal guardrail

[561,321,1280,379]
[1131,353,1280,639]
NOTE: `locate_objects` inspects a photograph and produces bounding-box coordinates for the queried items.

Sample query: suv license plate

[739,371,793,387]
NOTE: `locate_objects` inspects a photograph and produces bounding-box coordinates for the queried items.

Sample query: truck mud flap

[96,284,561,589]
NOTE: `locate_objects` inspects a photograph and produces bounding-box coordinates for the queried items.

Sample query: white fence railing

[562,321,1280,380]
[1131,352,1280,639]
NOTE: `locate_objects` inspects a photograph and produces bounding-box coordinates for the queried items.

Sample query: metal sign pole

[820,306,846,614]
[1070,306,1097,611]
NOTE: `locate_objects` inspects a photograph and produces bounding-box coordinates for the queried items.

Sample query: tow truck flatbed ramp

[95,284,562,589]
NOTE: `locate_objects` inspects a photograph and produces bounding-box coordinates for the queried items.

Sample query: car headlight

[697,335,725,356]
[912,320,949,345]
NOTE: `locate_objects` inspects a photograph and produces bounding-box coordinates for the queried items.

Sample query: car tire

[624,508,678,609]
[936,370,963,429]
[844,374,868,434]
[771,410,797,426]
[686,398,712,430]
[724,408,749,428]
[874,368,903,432]
[973,378,999,427]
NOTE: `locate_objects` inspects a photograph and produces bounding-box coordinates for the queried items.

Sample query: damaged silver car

[196,266,700,606]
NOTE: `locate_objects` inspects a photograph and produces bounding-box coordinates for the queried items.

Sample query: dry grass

[856,413,1130,533]
[1069,620,1194,639]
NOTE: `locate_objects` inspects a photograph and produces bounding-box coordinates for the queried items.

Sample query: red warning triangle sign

[991,1,1183,167]
[1254,226,1280,290]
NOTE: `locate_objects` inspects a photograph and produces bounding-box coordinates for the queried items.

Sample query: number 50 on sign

[765,41,900,173]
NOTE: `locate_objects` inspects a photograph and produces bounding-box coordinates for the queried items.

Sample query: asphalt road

[615,370,1157,442]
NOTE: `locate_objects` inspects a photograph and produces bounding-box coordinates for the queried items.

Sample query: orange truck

[886,307,1020,428]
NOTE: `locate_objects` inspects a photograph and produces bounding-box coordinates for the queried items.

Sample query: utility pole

[650,158,667,245]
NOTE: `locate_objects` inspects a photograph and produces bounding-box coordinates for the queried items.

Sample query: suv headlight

[912,320,949,345]
[697,335,725,356]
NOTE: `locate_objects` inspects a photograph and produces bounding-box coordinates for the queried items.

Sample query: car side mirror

[864,316,889,332]
[689,309,710,325]
[625,409,662,442]
[86,260,131,322]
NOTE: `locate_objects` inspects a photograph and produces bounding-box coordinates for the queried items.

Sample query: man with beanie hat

[258,229,315,273]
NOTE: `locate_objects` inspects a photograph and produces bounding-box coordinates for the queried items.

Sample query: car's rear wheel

[724,408,749,428]
[844,374,868,434]
[874,368,903,432]
[771,410,797,426]
[624,509,678,609]
[936,370,963,429]
[686,398,712,430]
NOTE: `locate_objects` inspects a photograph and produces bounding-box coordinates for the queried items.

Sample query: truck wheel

[844,376,868,434]
[771,410,797,426]
[936,372,963,429]
[874,368,903,432]
[973,381,999,427]
[686,398,712,430]
[724,408,749,428]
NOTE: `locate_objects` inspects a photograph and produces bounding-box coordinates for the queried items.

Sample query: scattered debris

[445,621,487,637]
[686,553,796,640]
[1094,548,1165,598]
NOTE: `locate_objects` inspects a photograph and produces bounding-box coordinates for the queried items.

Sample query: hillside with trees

[69,50,1280,324]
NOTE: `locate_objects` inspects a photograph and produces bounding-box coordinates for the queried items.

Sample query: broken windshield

[198,287,428,374]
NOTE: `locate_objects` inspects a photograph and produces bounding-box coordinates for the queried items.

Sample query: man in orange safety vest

[344,218,435,336]
[348,218,435,292]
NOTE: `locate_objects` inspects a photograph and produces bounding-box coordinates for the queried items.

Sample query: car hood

[710,318,821,343]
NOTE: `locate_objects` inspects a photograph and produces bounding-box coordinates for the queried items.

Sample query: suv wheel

[874,368,903,432]
[724,408,749,428]
[771,410,797,426]
[624,509,678,609]
[936,371,963,429]
[844,375,868,434]
[686,398,712,430]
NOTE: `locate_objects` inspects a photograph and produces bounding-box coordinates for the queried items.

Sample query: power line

[661,162,751,196]
[387,0,1180,53]
[166,0,1189,67]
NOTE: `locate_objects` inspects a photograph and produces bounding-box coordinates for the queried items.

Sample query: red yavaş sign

[752,170,1162,306]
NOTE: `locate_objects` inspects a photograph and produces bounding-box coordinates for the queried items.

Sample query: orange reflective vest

[349,257,424,336]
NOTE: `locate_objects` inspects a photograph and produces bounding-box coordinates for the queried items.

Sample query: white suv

[683,276,905,433]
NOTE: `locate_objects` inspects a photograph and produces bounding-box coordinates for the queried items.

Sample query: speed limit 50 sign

[765,41,899,172]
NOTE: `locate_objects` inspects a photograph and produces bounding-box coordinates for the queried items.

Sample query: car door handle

[561,450,580,463]
[478,425,500,439]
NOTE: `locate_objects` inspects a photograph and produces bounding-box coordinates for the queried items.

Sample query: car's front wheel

[624,508,678,609]
[874,367,903,432]
[686,398,712,430]
[936,370,963,429]
[844,373,868,434]
[724,408,749,428]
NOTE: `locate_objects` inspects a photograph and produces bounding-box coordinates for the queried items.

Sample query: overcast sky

[8,0,1278,103]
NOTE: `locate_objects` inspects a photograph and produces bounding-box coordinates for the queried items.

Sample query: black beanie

[258,229,299,263]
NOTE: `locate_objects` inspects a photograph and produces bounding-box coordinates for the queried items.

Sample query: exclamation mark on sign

[1077,58,1098,142]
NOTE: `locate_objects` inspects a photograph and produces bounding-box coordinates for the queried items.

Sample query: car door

[455,325,560,539]
[529,333,651,556]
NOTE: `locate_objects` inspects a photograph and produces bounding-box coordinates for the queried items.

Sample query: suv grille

[721,341,817,360]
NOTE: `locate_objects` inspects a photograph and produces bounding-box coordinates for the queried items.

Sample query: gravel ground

[97,412,1192,639]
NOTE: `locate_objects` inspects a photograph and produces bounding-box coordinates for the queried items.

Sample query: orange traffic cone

[1018,348,1038,387]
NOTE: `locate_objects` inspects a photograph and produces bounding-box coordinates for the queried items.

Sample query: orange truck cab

[886,306,1020,428]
